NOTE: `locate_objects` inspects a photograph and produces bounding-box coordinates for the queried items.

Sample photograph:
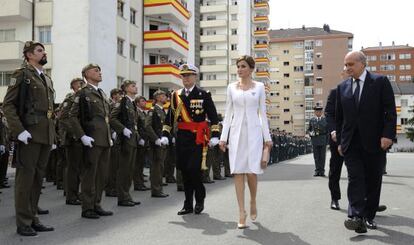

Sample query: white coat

[220,81,271,174]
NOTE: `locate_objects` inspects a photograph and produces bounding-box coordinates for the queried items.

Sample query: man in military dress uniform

[110,80,142,207]
[145,90,170,198]
[162,64,220,215]
[308,105,328,176]
[3,41,55,236]
[59,77,84,205]
[69,64,113,219]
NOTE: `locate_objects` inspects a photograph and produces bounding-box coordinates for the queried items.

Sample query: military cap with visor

[179,64,199,75]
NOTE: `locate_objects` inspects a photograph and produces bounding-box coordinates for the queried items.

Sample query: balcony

[200,5,227,13]
[200,80,228,88]
[200,50,227,58]
[143,64,182,87]
[253,44,269,53]
[255,57,270,64]
[200,35,227,43]
[144,30,189,57]
[253,2,269,14]
[0,41,25,61]
[0,0,32,22]
[253,16,269,26]
[144,0,190,26]
[255,71,270,78]
[200,19,227,28]
[200,64,227,73]
[254,30,269,37]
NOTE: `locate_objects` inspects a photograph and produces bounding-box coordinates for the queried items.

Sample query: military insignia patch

[63,102,68,108]
[10,78,16,86]
[149,111,153,116]
[85,97,90,101]
[115,103,120,108]
[74,97,80,103]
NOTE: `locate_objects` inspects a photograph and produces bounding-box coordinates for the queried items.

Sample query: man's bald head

[344,51,367,79]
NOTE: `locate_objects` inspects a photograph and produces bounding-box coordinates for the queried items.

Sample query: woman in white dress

[219,55,272,228]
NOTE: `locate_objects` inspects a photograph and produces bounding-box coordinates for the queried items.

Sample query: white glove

[110,139,114,147]
[51,144,57,150]
[0,145,5,155]
[209,137,219,147]
[172,137,175,144]
[112,132,117,140]
[17,130,32,145]
[81,135,95,148]
[160,136,169,146]
[154,138,162,146]
[123,128,132,138]
[138,139,145,146]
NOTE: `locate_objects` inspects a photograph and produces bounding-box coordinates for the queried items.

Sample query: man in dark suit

[308,106,328,176]
[336,51,396,233]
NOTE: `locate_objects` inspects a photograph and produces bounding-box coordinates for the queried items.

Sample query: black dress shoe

[177,186,184,192]
[82,210,100,219]
[0,182,10,188]
[37,207,49,215]
[66,199,82,205]
[224,174,233,178]
[132,201,141,205]
[118,200,136,207]
[377,205,387,212]
[319,173,326,177]
[166,178,177,183]
[134,186,150,191]
[95,207,113,216]
[330,200,340,210]
[213,176,226,180]
[151,192,169,198]
[31,222,54,232]
[313,173,319,177]
[344,217,367,233]
[202,179,215,184]
[177,208,193,215]
[365,219,377,229]
[56,183,64,190]
[17,226,37,236]
[162,182,168,186]
[105,190,117,197]
[194,202,204,214]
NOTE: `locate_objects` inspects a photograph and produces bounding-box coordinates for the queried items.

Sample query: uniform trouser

[149,146,166,195]
[204,146,221,179]
[106,144,120,192]
[0,150,9,182]
[223,151,231,176]
[271,147,279,163]
[55,147,66,186]
[312,145,327,174]
[164,145,176,180]
[46,150,57,181]
[15,142,51,227]
[328,141,344,201]
[182,168,205,208]
[176,169,183,188]
[344,133,384,220]
[133,146,146,188]
[117,144,137,202]
[65,143,82,201]
[81,146,110,211]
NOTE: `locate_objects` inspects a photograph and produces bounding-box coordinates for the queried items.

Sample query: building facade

[363,43,414,84]
[269,26,353,135]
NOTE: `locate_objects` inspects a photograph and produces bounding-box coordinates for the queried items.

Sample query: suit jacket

[325,88,337,134]
[335,71,396,153]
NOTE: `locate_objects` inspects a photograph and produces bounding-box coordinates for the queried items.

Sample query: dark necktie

[98,88,104,97]
[39,73,47,84]
[185,89,190,97]
[353,79,360,107]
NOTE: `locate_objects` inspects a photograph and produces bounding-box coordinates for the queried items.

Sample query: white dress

[220,81,271,174]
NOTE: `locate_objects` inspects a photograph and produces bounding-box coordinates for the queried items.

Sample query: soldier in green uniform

[145,90,169,198]
[133,96,150,191]
[308,105,328,177]
[59,77,84,205]
[68,64,113,219]
[105,88,123,197]
[3,41,55,236]
[110,80,142,207]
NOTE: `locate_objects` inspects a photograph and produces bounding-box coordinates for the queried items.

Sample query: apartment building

[269,25,353,135]
[0,0,195,102]
[363,43,414,84]
[198,0,269,113]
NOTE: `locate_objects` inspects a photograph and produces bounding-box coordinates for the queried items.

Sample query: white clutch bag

[261,145,270,169]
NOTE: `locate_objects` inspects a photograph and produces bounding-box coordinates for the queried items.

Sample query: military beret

[153,89,166,98]
[120,80,136,91]
[81,63,101,77]
[179,64,199,75]
[23,41,45,54]
[70,77,84,86]
[110,88,122,97]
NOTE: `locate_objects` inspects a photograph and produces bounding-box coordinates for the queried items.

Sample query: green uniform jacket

[145,104,166,144]
[68,83,111,147]
[3,64,55,145]
[109,96,141,148]
[58,92,77,146]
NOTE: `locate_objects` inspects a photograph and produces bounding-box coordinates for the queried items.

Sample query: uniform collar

[87,82,99,91]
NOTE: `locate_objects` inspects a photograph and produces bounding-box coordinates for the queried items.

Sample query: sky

[269,0,414,50]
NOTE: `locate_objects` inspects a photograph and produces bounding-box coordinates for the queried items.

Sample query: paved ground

[1,152,413,245]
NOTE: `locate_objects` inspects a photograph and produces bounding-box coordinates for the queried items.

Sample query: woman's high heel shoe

[237,211,248,229]
[250,202,257,221]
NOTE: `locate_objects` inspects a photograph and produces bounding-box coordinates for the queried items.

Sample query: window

[304,64,313,72]
[206,15,216,21]
[205,59,216,65]
[231,44,237,50]
[182,31,187,40]
[401,118,408,125]
[206,30,216,35]
[130,8,136,24]
[315,52,322,58]
[367,55,377,61]
[399,53,412,59]
[400,75,412,82]
[130,44,136,61]
[206,45,216,50]
[387,75,396,82]
[231,29,237,35]
[399,64,411,70]
[283,73,289,78]
[38,26,51,43]
[231,59,237,65]
[294,66,303,72]
[315,88,323,95]
[231,14,237,20]
[283,97,289,101]
[206,74,216,80]
[304,87,313,95]
[294,79,304,84]
[294,42,303,48]
[117,38,124,55]
[283,61,289,66]
[294,90,303,96]
[117,0,124,17]
[401,99,408,107]
[380,65,395,71]
[315,77,323,82]
[283,109,290,112]
[316,64,323,70]
[367,66,377,71]
[0,29,15,41]
[0,71,13,87]
[271,56,279,61]
[284,121,290,125]
[283,50,289,54]
[315,40,322,46]
[232,0,238,5]
[380,53,395,61]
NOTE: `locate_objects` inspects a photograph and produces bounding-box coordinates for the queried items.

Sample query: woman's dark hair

[236,55,255,69]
